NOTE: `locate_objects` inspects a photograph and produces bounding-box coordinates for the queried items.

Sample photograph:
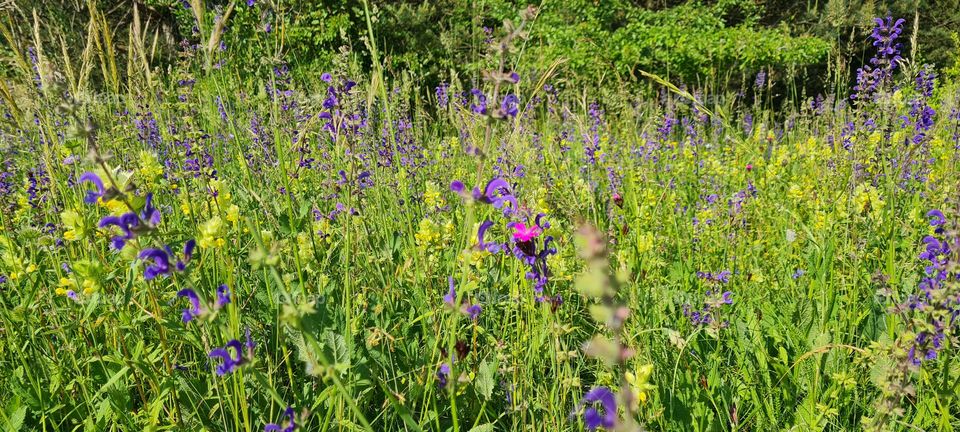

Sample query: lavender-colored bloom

[469,89,487,115]
[141,193,162,226]
[792,269,806,279]
[443,277,457,307]
[501,94,519,118]
[216,284,231,308]
[264,406,297,432]
[755,69,766,88]
[464,304,481,321]
[139,248,172,280]
[436,82,449,108]
[177,288,202,323]
[139,240,195,279]
[574,387,617,431]
[928,209,946,231]
[209,340,247,376]
[79,172,106,204]
[436,363,451,388]
[476,220,503,253]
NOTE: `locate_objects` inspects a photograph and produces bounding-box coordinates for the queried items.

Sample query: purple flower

[177,288,202,323]
[469,89,487,115]
[245,327,257,358]
[501,94,519,118]
[436,363,451,389]
[264,406,297,432]
[216,284,231,308]
[450,178,519,215]
[464,303,481,321]
[139,240,196,279]
[99,213,139,250]
[573,387,617,431]
[209,340,247,376]
[141,193,162,226]
[476,220,503,253]
[79,172,106,204]
[443,276,457,308]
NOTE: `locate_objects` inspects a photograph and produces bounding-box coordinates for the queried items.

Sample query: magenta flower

[511,222,542,242]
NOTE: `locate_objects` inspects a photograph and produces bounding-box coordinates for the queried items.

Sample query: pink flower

[512,222,542,242]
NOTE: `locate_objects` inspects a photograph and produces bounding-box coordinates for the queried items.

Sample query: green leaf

[475,359,496,401]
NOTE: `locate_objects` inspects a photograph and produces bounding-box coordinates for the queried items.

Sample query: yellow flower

[636,232,653,254]
[60,209,88,241]
[226,204,241,224]
[415,218,440,249]
[625,364,656,406]
[199,216,224,249]
[82,279,98,295]
[853,184,884,218]
[423,182,444,208]
[138,151,164,186]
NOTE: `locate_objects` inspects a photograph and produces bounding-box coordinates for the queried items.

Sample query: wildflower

[208,339,248,376]
[139,240,196,280]
[625,364,656,405]
[436,363,451,389]
[500,94,519,118]
[450,178,518,214]
[177,288,203,323]
[264,406,297,432]
[214,284,231,308]
[573,387,618,431]
[245,327,256,358]
[78,172,108,204]
[443,276,457,307]
[98,213,139,250]
[475,220,504,253]
[511,222,541,242]
[198,216,225,249]
[464,304,482,321]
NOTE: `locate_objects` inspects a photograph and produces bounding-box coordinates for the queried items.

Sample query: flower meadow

[2,7,960,432]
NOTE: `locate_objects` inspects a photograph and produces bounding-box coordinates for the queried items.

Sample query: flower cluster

[902,209,959,365]
[852,17,905,101]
